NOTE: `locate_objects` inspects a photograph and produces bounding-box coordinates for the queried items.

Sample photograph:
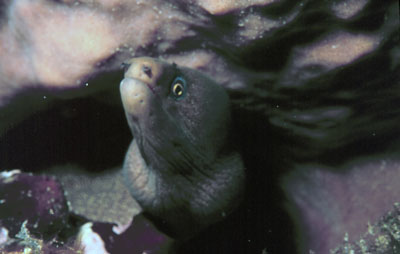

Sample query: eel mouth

[145,82,156,94]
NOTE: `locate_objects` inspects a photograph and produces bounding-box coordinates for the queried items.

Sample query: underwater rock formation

[50,165,141,229]
[1,0,397,128]
[330,203,400,254]
[0,0,398,253]
[0,170,171,254]
[0,170,68,240]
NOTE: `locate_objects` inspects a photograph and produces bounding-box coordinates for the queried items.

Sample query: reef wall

[0,0,399,253]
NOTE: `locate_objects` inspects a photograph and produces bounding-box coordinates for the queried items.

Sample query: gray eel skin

[120,57,245,239]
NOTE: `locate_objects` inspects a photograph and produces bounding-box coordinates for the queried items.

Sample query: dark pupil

[174,83,183,95]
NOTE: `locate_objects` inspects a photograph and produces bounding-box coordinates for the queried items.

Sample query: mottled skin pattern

[120,57,245,239]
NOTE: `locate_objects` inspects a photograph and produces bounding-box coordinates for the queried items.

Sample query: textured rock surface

[0,170,171,254]
[0,0,397,126]
[283,158,400,253]
[0,0,398,253]
[49,165,141,228]
[0,170,68,240]
[332,203,400,254]
[89,215,172,254]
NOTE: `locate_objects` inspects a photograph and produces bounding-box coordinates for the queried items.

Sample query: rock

[0,170,69,240]
[0,170,171,254]
[76,222,110,254]
[331,203,400,254]
[48,165,141,228]
[0,0,396,108]
[0,220,80,254]
[283,159,400,253]
[0,0,398,253]
[88,215,172,254]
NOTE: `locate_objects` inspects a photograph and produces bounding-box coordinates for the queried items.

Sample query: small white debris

[344,232,349,242]
[112,218,132,235]
[24,247,33,254]
[0,169,21,179]
[77,223,110,254]
[379,160,387,170]
[367,222,375,235]
[0,227,9,246]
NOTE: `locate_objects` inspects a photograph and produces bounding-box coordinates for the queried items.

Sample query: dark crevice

[0,81,131,173]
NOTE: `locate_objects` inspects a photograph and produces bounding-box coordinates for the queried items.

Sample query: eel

[119,57,245,239]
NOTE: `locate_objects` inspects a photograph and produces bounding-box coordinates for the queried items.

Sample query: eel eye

[171,77,186,100]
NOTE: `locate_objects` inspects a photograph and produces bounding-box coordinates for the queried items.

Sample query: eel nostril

[142,65,152,78]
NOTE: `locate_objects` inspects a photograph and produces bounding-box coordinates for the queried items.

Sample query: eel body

[120,57,245,239]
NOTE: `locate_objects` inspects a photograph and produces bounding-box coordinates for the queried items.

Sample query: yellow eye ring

[171,77,187,100]
[173,83,184,96]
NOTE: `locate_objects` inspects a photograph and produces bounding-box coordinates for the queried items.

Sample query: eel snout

[120,77,150,118]
[123,57,164,88]
[120,57,165,118]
